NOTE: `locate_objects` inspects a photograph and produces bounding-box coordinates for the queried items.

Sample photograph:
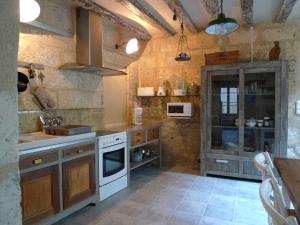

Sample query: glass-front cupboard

[201,61,288,179]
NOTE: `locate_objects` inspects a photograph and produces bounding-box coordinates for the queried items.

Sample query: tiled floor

[55,166,268,225]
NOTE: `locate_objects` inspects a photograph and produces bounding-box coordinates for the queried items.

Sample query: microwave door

[168,105,185,117]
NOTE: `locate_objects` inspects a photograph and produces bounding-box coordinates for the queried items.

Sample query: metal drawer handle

[77,149,84,153]
[33,158,43,165]
[216,159,229,164]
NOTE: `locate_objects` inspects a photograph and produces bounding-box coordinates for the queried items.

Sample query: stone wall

[18,0,143,133]
[127,21,300,169]
[0,1,22,224]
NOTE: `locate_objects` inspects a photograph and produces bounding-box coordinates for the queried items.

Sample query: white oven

[167,102,193,117]
[99,132,127,201]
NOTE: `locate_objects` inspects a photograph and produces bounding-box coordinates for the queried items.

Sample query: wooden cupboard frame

[200,61,288,179]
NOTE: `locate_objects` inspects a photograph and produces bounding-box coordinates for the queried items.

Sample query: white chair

[254,152,292,208]
[260,178,298,225]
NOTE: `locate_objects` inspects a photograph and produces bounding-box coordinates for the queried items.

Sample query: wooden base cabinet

[21,165,60,225]
[19,139,98,225]
[63,155,96,209]
[201,61,288,179]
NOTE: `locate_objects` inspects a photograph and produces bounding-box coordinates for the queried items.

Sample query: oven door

[99,143,127,186]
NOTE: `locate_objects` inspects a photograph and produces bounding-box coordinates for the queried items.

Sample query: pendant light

[20,0,41,23]
[173,9,191,61]
[205,0,239,35]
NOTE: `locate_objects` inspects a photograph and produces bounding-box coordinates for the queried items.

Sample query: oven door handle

[100,143,127,153]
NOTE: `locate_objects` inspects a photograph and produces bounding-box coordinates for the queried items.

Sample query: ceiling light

[115,38,139,55]
[205,0,239,35]
[20,0,41,23]
[173,10,191,61]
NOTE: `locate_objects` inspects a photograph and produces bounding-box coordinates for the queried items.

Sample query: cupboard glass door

[210,74,239,154]
[243,72,276,155]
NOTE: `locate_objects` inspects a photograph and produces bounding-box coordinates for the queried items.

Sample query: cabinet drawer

[207,157,239,173]
[147,127,160,141]
[243,161,261,176]
[20,151,58,170]
[63,143,96,158]
[131,130,146,147]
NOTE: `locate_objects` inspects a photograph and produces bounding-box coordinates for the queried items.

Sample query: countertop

[95,121,162,136]
[18,132,96,152]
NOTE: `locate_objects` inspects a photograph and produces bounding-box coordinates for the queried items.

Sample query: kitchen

[1,0,300,225]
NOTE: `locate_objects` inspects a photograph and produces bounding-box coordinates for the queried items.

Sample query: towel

[33,86,55,109]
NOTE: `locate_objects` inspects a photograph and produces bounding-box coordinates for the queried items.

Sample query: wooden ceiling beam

[163,0,200,32]
[275,0,298,22]
[241,0,253,26]
[75,0,151,40]
[119,0,177,35]
[202,0,219,19]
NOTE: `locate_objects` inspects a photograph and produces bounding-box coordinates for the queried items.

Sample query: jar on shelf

[263,117,271,127]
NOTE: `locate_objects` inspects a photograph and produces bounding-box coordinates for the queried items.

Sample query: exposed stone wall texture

[127,21,300,169]
[18,0,137,133]
[0,1,22,224]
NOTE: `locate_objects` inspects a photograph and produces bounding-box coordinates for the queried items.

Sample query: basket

[205,51,240,65]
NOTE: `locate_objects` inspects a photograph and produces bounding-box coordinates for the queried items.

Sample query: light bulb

[126,38,139,54]
[20,0,41,23]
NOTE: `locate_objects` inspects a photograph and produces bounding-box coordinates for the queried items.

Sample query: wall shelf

[18,61,44,70]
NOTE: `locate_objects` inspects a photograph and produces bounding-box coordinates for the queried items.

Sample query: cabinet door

[243,71,277,156]
[209,72,240,155]
[63,155,96,209]
[21,165,60,225]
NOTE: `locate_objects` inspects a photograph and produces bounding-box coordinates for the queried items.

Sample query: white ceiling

[92,0,300,38]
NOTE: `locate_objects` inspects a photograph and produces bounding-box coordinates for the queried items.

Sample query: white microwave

[167,103,193,117]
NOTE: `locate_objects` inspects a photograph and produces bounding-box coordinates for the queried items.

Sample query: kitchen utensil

[39,115,46,126]
[245,118,256,127]
[131,151,143,162]
[257,120,263,127]
[132,104,143,125]
[264,117,270,127]
[137,87,155,96]
[173,89,186,96]
[157,75,166,96]
[18,72,29,93]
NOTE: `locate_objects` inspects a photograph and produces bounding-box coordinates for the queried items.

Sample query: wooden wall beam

[119,0,177,35]
[241,0,253,26]
[75,0,151,40]
[275,0,298,22]
[163,0,200,32]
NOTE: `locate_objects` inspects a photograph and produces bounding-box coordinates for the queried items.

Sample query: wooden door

[20,165,60,225]
[62,155,96,209]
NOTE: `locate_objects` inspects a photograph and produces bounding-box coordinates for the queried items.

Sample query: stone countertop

[95,121,162,136]
[18,132,96,152]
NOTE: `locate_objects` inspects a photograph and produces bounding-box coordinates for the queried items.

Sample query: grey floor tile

[134,218,166,225]
[167,212,202,225]
[112,200,146,217]
[204,204,235,221]
[199,216,235,225]
[176,200,207,216]
[95,212,135,225]
[137,207,172,223]
[212,185,237,197]
[55,167,266,225]
[209,194,236,207]
[184,190,212,203]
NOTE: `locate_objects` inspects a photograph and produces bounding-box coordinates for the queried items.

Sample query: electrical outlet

[296,101,300,115]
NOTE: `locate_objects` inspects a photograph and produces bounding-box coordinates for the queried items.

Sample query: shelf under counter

[130,154,160,171]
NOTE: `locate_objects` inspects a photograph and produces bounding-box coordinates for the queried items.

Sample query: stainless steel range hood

[60,8,127,76]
